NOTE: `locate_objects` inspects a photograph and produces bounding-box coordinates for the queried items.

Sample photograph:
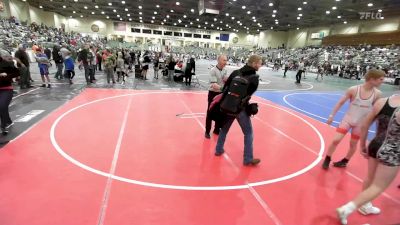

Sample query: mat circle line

[50,91,324,191]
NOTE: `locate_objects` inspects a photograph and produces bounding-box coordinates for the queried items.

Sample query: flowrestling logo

[359,11,384,20]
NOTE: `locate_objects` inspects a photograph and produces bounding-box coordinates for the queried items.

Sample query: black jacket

[52,46,63,63]
[223,64,259,97]
[0,60,20,87]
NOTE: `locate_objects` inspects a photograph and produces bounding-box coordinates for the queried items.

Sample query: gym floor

[0,60,399,225]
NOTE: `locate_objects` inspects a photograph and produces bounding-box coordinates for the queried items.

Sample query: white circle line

[50,91,324,191]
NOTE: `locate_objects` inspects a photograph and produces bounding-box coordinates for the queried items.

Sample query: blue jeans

[215,110,254,164]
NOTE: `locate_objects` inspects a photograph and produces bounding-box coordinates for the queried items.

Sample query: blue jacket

[64,57,74,71]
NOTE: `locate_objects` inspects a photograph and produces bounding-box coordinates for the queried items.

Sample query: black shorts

[142,65,149,70]
[367,139,381,158]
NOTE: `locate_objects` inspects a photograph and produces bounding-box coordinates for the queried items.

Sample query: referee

[204,54,228,138]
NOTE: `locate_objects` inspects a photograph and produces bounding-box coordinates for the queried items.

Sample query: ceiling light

[298,7,302,11]
[74,0,78,2]
[196,18,200,21]
[113,9,116,12]
[176,2,180,5]
[138,5,142,9]
[303,1,307,4]
[225,13,229,16]
[91,12,95,14]
[139,12,142,15]
[198,25,201,28]
[117,14,120,17]
[129,18,132,21]
[152,16,155,19]
[269,3,273,6]
[326,10,330,14]
[211,24,214,27]
[106,16,109,19]
[127,14,130,16]
[73,11,76,13]
[84,6,88,9]
[163,18,165,21]
[381,17,384,19]
[154,11,157,14]
[94,5,99,8]
[214,18,217,21]
[178,19,182,23]
[220,21,222,23]
[170,9,174,12]
[161,22,164,25]
[183,15,187,18]
[122,1,125,4]
[247,11,251,14]
[253,19,256,22]
[39,5,43,8]
[273,9,277,13]
[231,16,235,19]
[151,20,154,23]
[190,22,193,25]
[288,24,291,27]
[63,5,67,8]
[270,27,273,29]
[108,3,112,6]
[367,3,373,7]
[332,6,337,10]
[343,21,347,24]
[119,18,122,21]
[337,15,341,18]
[156,5,160,8]
[378,9,382,12]
[191,9,194,13]
[275,21,278,24]
[166,15,170,18]
[140,17,143,19]
[242,6,246,9]
[272,14,276,17]
[185,25,188,27]
[101,11,105,14]
[125,8,128,11]
[297,27,299,30]
[336,0,340,1]
[299,14,302,16]
[297,17,300,20]
[81,15,84,18]
[140,20,143,23]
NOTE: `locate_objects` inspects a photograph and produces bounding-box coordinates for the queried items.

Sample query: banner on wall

[311,32,325,39]
[113,22,126,32]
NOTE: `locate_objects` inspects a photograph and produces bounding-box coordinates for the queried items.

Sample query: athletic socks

[336,201,356,225]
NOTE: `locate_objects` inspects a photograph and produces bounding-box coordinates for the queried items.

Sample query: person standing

[52,44,64,80]
[322,69,385,169]
[0,50,20,134]
[104,49,116,84]
[204,54,228,138]
[214,55,261,166]
[14,44,32,89]
[336,95,400,225]
[295,60,305,84]
[35,48,51,88]
[283,60,289,78]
